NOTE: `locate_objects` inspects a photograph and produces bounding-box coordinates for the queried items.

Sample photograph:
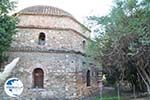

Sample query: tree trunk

[136,66,150,94]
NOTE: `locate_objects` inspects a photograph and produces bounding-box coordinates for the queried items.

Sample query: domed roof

[19,5,73,17]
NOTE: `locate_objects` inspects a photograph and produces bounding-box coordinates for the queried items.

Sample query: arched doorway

[33,68,44,88]
[87,70,91,86]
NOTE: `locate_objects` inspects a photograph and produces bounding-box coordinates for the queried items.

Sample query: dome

[18,5,73,17]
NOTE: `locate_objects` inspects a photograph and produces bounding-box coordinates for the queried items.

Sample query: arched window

[86,70,91,86]
[33,68,44,88]
[82,40,86,49]
[38,32,46,45]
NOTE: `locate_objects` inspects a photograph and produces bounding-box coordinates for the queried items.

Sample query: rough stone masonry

[0,5,99,100]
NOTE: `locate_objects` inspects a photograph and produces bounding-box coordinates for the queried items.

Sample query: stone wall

[0,10,100,99]
[0,51,85,99]
[0,51,99,99]
[11,29,87,53]
[17,15,90,37]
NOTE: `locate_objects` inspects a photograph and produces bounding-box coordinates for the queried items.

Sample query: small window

[33,68,44,88]
[82,40,86,49]
[86,70,91,86]
[38,32,46,45]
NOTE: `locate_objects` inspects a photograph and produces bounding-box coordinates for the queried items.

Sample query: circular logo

[4,78,23,97]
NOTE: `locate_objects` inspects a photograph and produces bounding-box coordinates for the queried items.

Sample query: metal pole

[133,84,136,99]
[117,83,120,100]
[99,80,103,100]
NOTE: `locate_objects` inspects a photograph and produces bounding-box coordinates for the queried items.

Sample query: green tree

[0,0,17,63]
[87,0,150,92]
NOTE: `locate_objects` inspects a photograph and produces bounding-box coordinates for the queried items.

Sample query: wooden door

[33,68,44,88]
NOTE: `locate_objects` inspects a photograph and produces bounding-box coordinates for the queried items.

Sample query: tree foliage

[0,0,17,62]
[87,0,150,92]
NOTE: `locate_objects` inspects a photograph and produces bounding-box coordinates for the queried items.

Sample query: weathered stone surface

[12,29,87,53]
[17,15,90,37]
[0,5,99,99]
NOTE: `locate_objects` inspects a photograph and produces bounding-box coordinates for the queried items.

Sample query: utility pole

[117,82,120,100]
[98,71,103,100]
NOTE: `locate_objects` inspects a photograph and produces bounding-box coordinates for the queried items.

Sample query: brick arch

[29,63,48,75]
[28,64,48,88]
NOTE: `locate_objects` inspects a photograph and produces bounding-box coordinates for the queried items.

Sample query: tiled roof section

[19,5,73,17]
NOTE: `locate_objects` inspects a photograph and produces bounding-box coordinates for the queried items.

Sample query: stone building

[0,5,99,99]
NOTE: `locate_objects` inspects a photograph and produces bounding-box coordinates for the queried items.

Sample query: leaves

[0,0,16,15]
[87,0,150,91]
[0,0,17,62]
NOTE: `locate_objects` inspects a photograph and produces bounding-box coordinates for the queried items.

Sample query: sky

[13,0,113,22]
